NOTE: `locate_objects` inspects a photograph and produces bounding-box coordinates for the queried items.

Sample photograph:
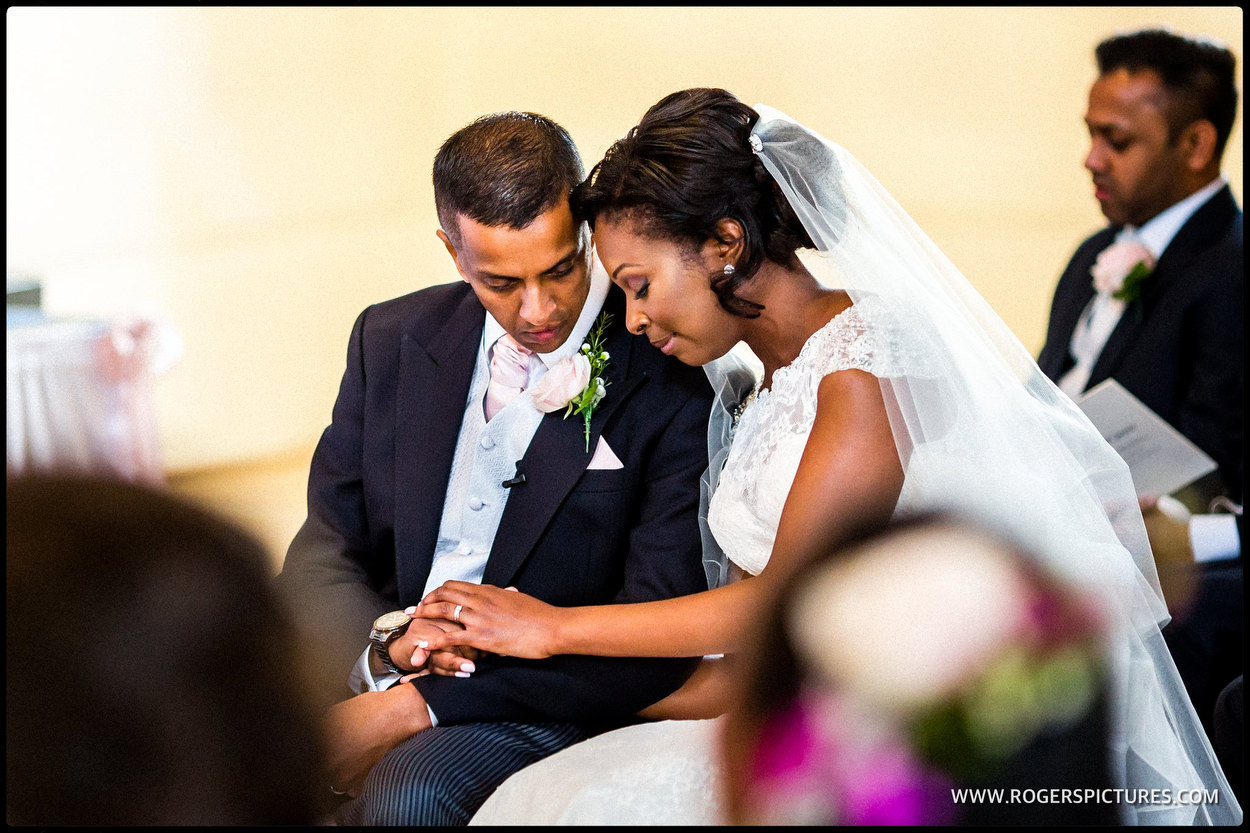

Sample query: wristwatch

[369,610,412,674]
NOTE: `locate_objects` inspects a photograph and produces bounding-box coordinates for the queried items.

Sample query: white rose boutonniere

[1090,240,1156,304]
[530,312,612,451]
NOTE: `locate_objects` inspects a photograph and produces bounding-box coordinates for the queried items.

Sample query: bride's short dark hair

[571,88,816,318]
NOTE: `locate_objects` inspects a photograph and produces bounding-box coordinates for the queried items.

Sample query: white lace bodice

[707,295,913,576]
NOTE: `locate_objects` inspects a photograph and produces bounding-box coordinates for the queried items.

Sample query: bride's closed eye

[614,272,649,300]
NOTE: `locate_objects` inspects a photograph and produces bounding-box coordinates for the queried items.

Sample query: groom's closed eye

[543,258,577,278]
[481,275,519,292]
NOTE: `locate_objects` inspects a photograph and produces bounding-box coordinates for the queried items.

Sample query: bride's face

[594,218,743,367]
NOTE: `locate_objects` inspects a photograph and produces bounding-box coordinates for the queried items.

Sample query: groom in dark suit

[1038,27,1242,501]
[1038,27,1242,747]
[274,112,712,824]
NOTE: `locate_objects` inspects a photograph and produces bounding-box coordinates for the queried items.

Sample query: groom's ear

[1178,119,1218,173]
[436,228,469,282]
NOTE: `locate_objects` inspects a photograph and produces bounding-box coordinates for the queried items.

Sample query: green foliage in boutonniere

[530,311,613,452]
[1091,239,1157,305]
[1111,260,1153,304]
[568,312,612,452]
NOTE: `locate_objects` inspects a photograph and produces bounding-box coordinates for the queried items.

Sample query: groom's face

[438,199,592,353]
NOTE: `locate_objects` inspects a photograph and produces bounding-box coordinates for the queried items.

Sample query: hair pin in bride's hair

[748,134,763,154]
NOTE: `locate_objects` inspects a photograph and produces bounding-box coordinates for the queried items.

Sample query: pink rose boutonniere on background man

[530,312,612,451]
[1090,239,1156,304]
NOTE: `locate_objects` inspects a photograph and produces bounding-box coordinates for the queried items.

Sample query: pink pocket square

[587,437,624,470]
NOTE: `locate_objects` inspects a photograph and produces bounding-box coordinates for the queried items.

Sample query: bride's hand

[415,581,560,659]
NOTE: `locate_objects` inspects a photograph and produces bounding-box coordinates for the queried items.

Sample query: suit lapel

[1143,185,1238,304]
[1150,183,1240,277]
[394,289,483,603]
[483,290,644,587]
[1088,186,1239,388]
[1086,293,1143,389]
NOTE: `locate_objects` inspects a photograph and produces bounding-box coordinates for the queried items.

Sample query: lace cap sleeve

[807,294,937,381]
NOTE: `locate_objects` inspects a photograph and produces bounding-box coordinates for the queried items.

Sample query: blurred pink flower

[750,690,955,825]
[1090,240,1155,298]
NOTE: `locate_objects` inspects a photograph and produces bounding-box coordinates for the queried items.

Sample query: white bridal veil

[699,103,1240,825]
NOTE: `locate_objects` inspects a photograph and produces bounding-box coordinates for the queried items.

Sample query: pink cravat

[484,334,533,420]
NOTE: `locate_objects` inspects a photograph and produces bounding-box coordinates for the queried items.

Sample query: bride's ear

[707,218,745,264]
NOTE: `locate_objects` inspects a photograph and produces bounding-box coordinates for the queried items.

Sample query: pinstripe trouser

[335,720,593,826]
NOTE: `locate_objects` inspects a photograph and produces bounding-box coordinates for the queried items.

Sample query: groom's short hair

[1096,27,1239,159]
[433,111,585,245]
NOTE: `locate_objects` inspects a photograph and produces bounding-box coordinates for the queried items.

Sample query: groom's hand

[388,615,479,676]
[324,681,432,797]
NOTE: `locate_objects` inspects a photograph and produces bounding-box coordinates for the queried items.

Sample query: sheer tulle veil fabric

[698,103,1239,824]
[699,348,758,589]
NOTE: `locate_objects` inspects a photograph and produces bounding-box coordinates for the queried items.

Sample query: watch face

[373,610,410,631]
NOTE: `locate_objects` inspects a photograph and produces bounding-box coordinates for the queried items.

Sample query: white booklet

[1077,378,1217,498]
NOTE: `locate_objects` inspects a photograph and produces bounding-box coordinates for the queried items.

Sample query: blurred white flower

[787,525,1032,712]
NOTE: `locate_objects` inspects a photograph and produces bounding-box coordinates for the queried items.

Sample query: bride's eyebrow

[611,263,640,280]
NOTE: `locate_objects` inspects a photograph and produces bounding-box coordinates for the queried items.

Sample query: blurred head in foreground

[722,512,1117,825]
[7,473,329,825]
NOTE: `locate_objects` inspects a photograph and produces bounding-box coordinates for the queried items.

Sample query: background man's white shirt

[1058,176,1228,400]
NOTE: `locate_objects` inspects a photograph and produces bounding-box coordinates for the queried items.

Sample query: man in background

[1039,26,1241,499]
[1038,26,1242,746]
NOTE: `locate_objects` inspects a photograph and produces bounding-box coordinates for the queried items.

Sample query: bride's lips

[650,334,676,355]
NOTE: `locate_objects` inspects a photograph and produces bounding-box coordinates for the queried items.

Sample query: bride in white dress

[416,89,1240,826]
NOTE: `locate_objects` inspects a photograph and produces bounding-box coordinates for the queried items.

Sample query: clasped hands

[389,610,481,677]
[322,593,482,798]
[325,582,551,798]
[385,580,556,673]
[412,581,560,660]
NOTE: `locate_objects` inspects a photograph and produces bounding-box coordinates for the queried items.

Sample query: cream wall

[7,7,1243,474]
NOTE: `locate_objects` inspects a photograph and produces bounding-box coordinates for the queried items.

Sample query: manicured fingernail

[404,605,417,614]
[416,639,428,649]
[454,671,472,678]
[460,661,476,673]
